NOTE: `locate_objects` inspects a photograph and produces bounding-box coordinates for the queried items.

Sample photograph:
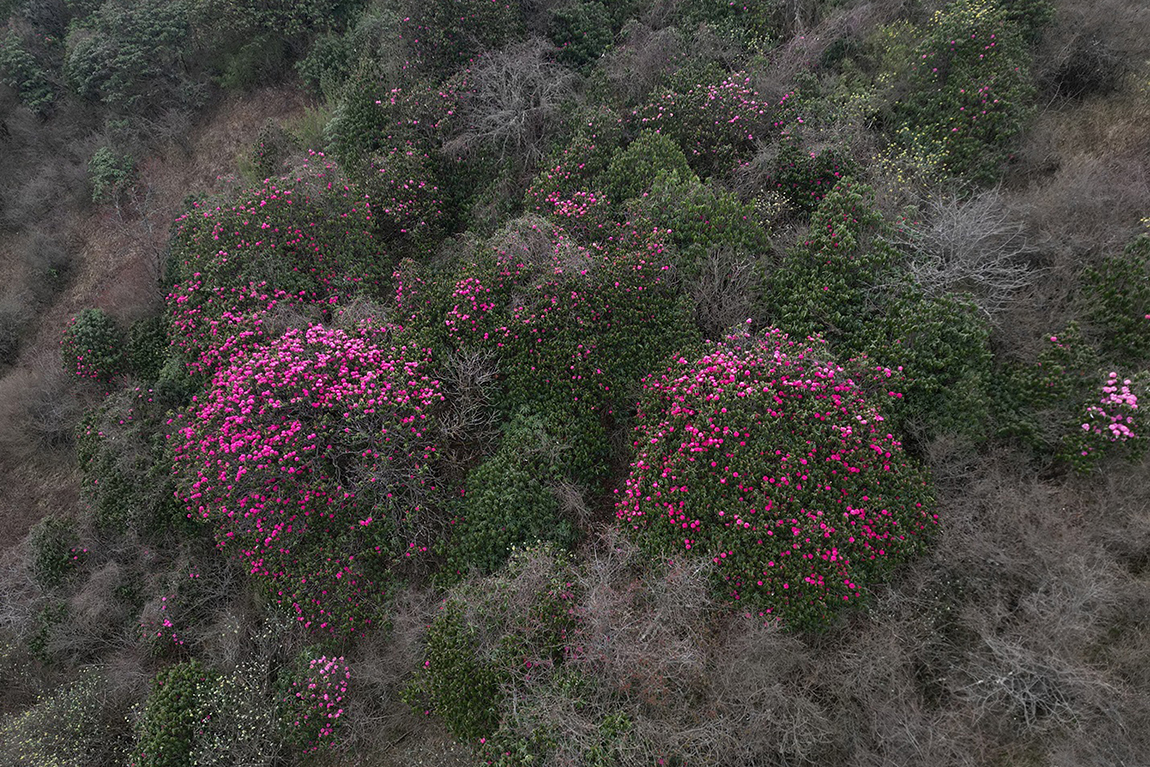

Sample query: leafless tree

[892,187,1036,320]
[687,245,760,339]
[445,38,577,166]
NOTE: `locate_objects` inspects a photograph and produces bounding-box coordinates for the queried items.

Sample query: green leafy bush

[597,130,693,205]
[400,0,524,75]
[0,28,58,113]
[767,182,993,441]
[130,660,215,767]
[127,316,169,381]
[618,327,937,630]
[768,144,861,214]
[891,0,1035,182]
[29,515,86,588]
[62,308,124,383]
[64,0,200,115]
[632,71,771,177]
[406,547,576,742]
[1083,233,1150,365]
[88,146,134,204]
[443,411,578,582]
[77,386,185,535]
[548,2,613,71]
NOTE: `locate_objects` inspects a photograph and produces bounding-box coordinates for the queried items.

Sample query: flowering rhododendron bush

[617,328,937,629]
[633,71,771,177]
[891,0,1034,181]
[173,322,444,632]
[435,216,697,474]
[166,154,382,375]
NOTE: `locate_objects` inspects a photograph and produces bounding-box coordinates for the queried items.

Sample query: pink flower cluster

[171,322,443,632]
[616,328,935,627]
[286,655,351,750]
[1081,372,1139,445]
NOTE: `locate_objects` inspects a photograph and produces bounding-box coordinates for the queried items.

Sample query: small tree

[62,308,124,383]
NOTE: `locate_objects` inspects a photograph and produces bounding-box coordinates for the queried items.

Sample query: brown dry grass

[0,84,315,555]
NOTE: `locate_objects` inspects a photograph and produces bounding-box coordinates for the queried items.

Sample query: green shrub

[29,515,86,588]
[623,169,767,277]
[0,29,57,113]
[77,386,185,536]
[1083,233,1150,365]
[62,307,125,383]
[64,0,200,115]
[400,0,525,75]
[766,182,994,442]
[245,122,295,181]
[130,660,215,767]
[88,146,134,204]
[597,130,693,205]
[213,34,288,91]
[768,143,861,214]
[443,411,578,582]
[127,316,169,381]
[28,600,69,664]
[295,32,350,98]
[891,0,1035,182]
[548,2,613,71]
[406,547,576,742]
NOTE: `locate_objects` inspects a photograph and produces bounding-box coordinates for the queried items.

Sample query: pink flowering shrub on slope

[172,322,443,633]
[166,153,380,376]
[617,328,937,630]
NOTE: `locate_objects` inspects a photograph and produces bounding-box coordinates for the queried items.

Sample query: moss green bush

[406,547,576,742]
[62,308,125,383]
[443,411,578,582]
[29,515,86,588]
[597,130,693,205]
[891,0,1035,182]
[548,2,613,71]
[130,660,215,767]
[1083,233,1150,365]
[766,182,994,441]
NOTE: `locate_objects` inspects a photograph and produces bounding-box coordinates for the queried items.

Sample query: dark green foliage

[401,0,525,75]
[29,515,85,588]
[28,599,69,664]
[407,548,576,742]
[597,130,693,205]
[443,411,578,582]
[1083,234,1150,365]
[127,315,169,381]
[766,182,994,442]
[633,71,770,177]
[64,0,200,115]
[131,660,215,767]
[866,289,993,441]
[0,28,58,113]
[623,169,767,277]
[62,307,125,383]
[768,144,861,214]
[88,146,134,204]
[77,386,185,535]
[891,0,1035,182]
[295,32,349,97]
[405,601,504,740]
[548,2,613,71]
[212,34,287,91]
